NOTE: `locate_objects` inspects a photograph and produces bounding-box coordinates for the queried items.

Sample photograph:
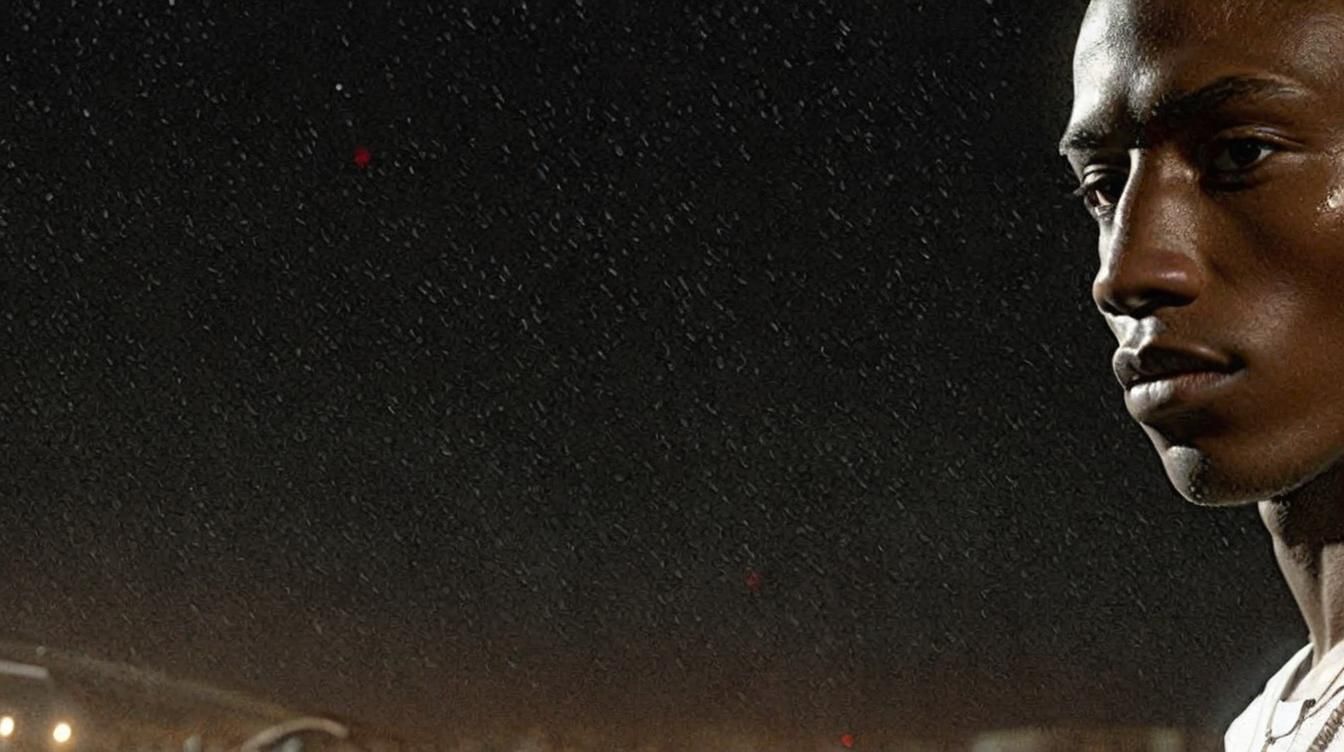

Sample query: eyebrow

[1057,75,1306,155]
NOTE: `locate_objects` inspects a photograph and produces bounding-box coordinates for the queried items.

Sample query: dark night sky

[0,0,1305,746]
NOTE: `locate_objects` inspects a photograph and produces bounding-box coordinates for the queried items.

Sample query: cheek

[1311,159,1344,239]
[1239,234,1344,413]
[1226,164,1344,324]
[1286,173,1344,332]
[1204,167,1344,479]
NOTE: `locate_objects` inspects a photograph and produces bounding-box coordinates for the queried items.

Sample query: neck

[1260,468,1344,695]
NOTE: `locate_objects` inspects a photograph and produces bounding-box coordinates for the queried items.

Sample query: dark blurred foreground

[0,635,1226,752]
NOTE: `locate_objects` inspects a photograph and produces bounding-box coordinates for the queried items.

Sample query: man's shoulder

[1223,642,1315,750]
[1224,690,1265,750]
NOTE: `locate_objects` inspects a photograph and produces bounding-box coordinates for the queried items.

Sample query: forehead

[1069,0,1344,139]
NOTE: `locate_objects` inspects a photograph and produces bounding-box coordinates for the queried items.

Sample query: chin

[1156,445,1266,506]
[1147,430,1335,507]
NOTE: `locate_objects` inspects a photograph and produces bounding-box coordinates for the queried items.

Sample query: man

[1059,0,1344,749]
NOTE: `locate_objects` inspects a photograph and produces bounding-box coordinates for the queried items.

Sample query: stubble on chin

[1152,441,1279,508]
[1151,428,1344,511]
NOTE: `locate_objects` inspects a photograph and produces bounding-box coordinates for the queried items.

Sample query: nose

[1090,160,1206,320]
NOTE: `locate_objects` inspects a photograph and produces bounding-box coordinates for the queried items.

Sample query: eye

[1207,138,1275,173]
[1074,171,1127,219]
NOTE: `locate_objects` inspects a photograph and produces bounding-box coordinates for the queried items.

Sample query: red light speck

[353,145,372,168]
[840,732,856,748]
[744,569,763,593]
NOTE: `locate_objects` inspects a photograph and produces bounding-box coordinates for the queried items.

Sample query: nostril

[1095,286,1196,321]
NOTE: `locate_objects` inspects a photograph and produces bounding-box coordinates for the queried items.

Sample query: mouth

[1125,368,1244,418]
[1114,343,1245,423]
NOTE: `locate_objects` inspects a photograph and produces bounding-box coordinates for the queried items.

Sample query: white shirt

[1226,643,1344,751]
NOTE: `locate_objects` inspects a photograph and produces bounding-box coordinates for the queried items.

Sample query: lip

[1113,343,1240,390]
[1113,341,1244,423]
[1124,367,1245,422]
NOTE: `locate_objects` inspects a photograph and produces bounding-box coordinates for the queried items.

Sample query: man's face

[1062,0,1344,506]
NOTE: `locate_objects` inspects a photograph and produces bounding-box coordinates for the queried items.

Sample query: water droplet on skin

[1326,186,1344,212]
